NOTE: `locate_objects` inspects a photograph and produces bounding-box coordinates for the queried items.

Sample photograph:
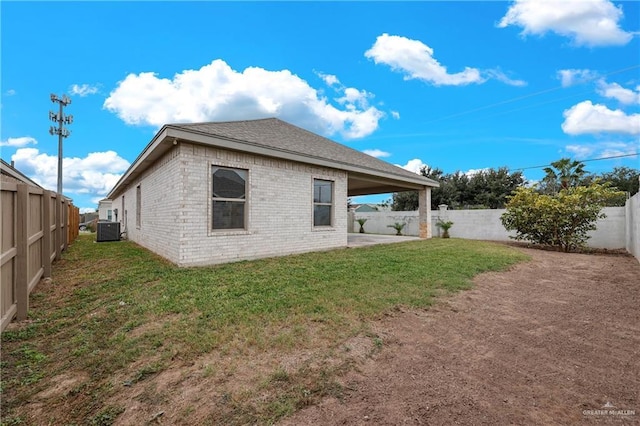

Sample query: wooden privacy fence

[1,182,79,332]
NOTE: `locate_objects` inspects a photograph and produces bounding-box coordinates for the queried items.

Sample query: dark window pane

[212,200,245,229]
[213,168,246,199]
[314,180,332,203]
[314,205,332,227]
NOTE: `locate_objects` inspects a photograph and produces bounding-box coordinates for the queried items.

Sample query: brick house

[107,118,438,266]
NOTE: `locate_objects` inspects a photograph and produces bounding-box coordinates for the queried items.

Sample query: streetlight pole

[49,93,73,195]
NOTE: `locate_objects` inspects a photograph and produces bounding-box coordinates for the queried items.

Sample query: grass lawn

[1,234,528,425]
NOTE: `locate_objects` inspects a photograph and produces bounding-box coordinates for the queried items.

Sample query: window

[212,167,247,230]
[107,210,112,221]
[313,179,333,227]
[136,185,141,228]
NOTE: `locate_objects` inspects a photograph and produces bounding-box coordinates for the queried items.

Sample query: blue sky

[2,1,639,212]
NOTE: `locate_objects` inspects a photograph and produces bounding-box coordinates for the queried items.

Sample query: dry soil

[281,247,640,425]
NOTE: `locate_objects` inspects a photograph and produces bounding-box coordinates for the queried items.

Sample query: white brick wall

[112,146,183,262]
[117,143,348,266]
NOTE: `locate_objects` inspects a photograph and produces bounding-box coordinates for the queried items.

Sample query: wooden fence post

[55,194,61,261]
[16,184,28,321]
[42,190,52,278]
[62,198,68,251]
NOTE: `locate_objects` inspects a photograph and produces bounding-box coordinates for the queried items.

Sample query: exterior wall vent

[97,222,121,242]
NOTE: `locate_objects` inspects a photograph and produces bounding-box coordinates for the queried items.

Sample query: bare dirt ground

[281,247,640,425]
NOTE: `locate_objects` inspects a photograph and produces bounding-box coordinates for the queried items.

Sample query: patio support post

[418,187,432,239]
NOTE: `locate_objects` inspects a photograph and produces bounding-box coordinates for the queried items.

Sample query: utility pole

[49,94,73,195]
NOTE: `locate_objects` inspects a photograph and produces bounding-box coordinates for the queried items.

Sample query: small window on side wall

[212,166,247,230]
[313,179,333,227]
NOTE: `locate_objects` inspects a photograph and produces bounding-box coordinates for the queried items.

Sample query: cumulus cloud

[363,149,391,158]
[596,80,640,105]
[69,83,100,97]
[566,141,638,159]
[316,72,340,86]
[365,34,484,86]
[397,158,428,174]
[565,144,595,159]
[464,168,490,177]
[0,136,37,147]
[5,89,16,96]
[11,148,130,198]
[364,34,525,87]
[104,59,384,139]
[557,69,599,87]
[498,0,634,47]
[561,100,640,135]
[391,111,400,120]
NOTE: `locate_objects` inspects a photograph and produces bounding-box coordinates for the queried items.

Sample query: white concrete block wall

[353,211,421,236]
[431,210,516,241]
[626,193,640,261]
[355,207,628,249]
[588,207,626,250]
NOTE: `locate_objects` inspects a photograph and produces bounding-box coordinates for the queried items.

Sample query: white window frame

[313,178,334,228]
[211,166,249,232]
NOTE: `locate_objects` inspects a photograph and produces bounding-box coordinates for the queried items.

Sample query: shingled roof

[109,118,437,199]
[170,118,437,185]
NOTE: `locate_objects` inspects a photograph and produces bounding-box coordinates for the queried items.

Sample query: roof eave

[108,125,439,199]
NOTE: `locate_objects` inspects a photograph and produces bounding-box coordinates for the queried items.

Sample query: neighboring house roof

[1,158,43,188]
[354,204,380,212]
[109,118,438,199]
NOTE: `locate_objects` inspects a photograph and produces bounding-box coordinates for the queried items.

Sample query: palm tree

[542,158,587,193]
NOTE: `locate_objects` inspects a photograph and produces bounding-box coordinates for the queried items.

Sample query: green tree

[391,166,524,211]
[501,183,624,252]
[597,166,639,196]
[540,158,587,194]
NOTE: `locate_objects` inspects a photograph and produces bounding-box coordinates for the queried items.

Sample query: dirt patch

[281,248,640,425]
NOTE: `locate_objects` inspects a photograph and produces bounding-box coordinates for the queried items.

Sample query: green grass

[1,234,528,424]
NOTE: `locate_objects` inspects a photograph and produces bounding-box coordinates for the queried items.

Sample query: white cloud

[316,72,340,86]
[364,34,484,86]
[566,141,638,159]
[0,136,37,147]
[498,0,634,47]
[391,111,400,120]
[364,34,525,87]
[562,100,640,135]
[565,144,594,159]
[464,168,490,177]
[5,89,16,96]
[11,148,130,198]
[484,69,527,87]
[79,207,97,214]
[396,158,428,174]
[69,83,100,97]
[104,59,384,139]
[363,149,391,158]
[596,80,640,105]
[557,69,599,87]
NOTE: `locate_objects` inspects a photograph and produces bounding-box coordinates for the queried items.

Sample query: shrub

[500,183,624,252]
[436,220,454,238]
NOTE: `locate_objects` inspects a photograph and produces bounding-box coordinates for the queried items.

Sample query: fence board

[0,184,79,331]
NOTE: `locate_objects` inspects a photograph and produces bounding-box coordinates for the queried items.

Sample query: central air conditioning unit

[97,222,121,242]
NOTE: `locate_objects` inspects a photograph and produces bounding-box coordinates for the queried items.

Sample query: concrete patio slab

[347,233,421,248]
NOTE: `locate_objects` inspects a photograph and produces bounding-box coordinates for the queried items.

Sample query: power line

[511,152,639,172]
[422,64,640,125]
